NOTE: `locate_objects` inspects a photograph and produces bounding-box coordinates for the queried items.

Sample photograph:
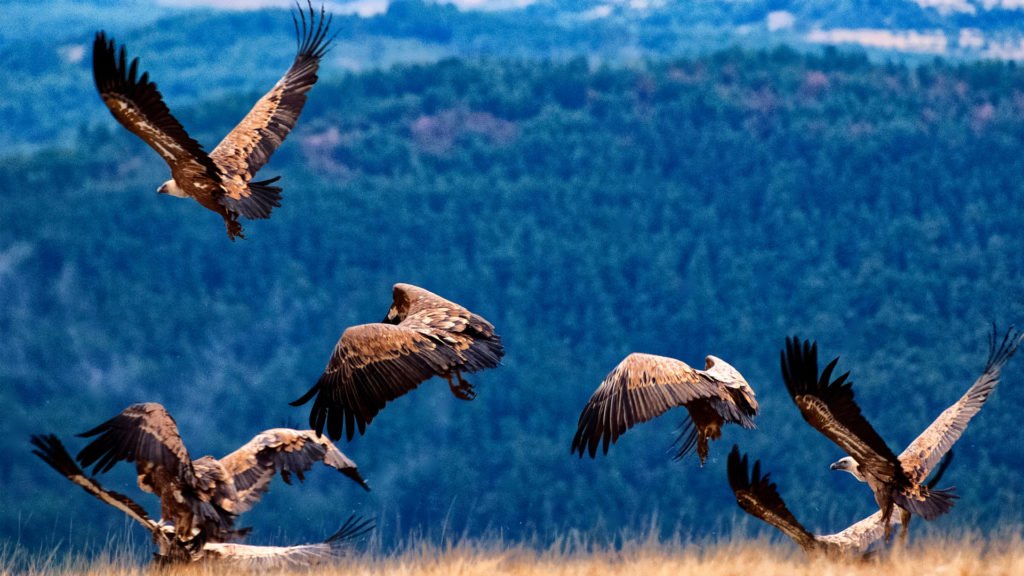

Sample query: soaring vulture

[73,403,369,545]
[93,1,332,240]
[781,327,1021,542]
[570,352,759,464]
[727,445,954,557]
[32,433,373,566]
[291,283,505,441]
[828,325,1022,539]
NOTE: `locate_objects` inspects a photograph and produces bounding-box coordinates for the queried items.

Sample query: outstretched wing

[31,434,164,537]
[782,337,903,485]
[76,402,194,486]
[93,32,223,199]
[726,445,821,552]
[291,323,464,440]
[219,428,370,515]
[203,515,373,568]
[900,326,1022,484]
[209,1,333,219]
[570,353,724,458]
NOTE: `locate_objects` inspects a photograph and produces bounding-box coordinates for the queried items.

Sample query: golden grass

[5,535,1024,576]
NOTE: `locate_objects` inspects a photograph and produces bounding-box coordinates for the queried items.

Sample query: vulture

[32,433,373,566]
[570,352,759,464]
[73,403,369,546]
[291,283,505,441]
[828,325,1022,539]
[781,326,1021,542]
[727,445,954,557]
[93,1,332,240]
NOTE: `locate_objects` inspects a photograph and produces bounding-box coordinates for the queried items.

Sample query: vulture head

[830,456,866,482]
[157,179,188,198]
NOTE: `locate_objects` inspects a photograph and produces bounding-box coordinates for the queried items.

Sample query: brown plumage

[570,352,759,464]
[727,445,955,557]
[829,325,1022,541]
[92,1,332,240]
[291,283,505,441]
[31,434,374,566]
[75,403,368,545]
[782,337,959,543]
[218,428,371,515]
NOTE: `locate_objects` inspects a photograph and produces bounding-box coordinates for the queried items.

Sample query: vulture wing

[570,353,724,458]
[782,337,904,486]
[31,434,163,536]
[899,326,1022,484]
[219,428,370,515]
[93,32,223,201]
[209,1,333,220]
[727,445,822,552]
[291,323,464,440]
[203,515,373,568]
[76,402,195,486]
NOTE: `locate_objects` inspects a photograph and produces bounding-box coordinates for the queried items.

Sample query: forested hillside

[2,47,1024,553]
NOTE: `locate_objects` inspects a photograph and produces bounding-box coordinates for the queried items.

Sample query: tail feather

[222,176,283,220]
[896,485,958,521]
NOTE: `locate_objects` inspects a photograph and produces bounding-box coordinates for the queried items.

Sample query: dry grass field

[4,534,1023,576]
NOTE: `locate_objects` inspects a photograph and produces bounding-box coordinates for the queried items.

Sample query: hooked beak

[829,460,843,471]
[157,184,167,195]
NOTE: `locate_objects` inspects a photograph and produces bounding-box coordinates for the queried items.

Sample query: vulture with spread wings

[291,283,505,441]
[570,352,759,464]
[727,445,954,557]
[827,325,1022,540]
[780,329,1023,543]
[93,1,332,239]
[32,433,373,566]
[74,403,368,545]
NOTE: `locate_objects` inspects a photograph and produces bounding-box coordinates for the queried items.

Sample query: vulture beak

[829,461,841,471]
[156,183,167,195]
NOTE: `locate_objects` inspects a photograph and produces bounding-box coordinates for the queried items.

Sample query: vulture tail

[222,176,283,220]
[895,485,958,521]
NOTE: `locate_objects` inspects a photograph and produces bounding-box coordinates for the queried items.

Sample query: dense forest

[2,43,1024,554]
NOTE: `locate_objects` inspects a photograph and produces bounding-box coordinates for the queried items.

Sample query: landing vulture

[828,325,1021,539]
[74,403,368,545]
[93,1,332,239]
[291,283,505,441]
[32,433,373,566]
[570,352,758,464]
[727,445,954,557]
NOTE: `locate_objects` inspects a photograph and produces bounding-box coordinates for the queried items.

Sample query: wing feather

[570,353,723,458]
[782,337,903,485]
[900,326,1022,483]
[291,324,464,440]
[31,434,164,535]
[210,1,333,218]
[75,402,195,487]
[219,428,370,515]
[93,32,223,198]
[726,446,822,552]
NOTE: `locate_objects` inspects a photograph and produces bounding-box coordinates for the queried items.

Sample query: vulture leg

[223,216,245,241]
[877,494,895,543]
[696,429,709,467]
[446,371,476,401]
[899,507,911,544]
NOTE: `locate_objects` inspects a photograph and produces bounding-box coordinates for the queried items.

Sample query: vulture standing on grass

[570,352,759,464]
[292,283,505,441]
[73,403,369,545]
[93,1,332,239]
[727,445,954,557]
[31,433,373,566]
[781,327,1022,543]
